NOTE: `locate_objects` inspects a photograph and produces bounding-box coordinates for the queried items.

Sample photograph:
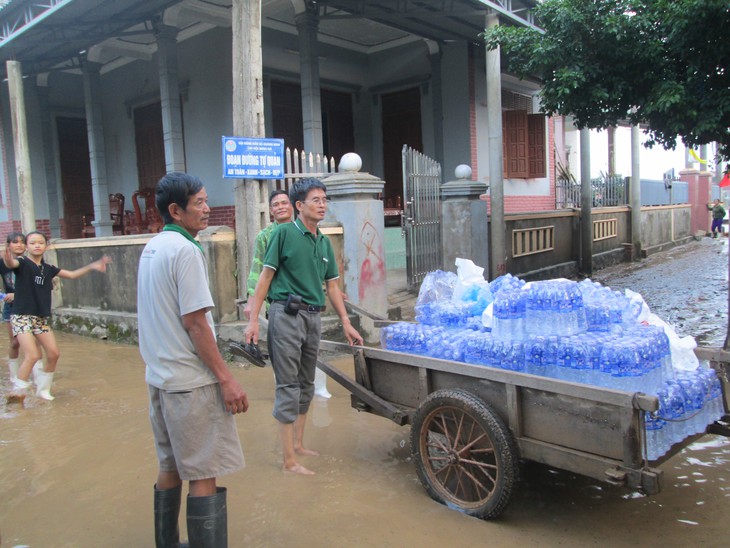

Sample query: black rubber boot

[187,487,228,548]
[154,484,188,548]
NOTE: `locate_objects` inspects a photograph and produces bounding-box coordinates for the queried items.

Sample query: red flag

[720,173,730,188]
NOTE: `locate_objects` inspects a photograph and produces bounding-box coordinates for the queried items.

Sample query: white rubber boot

[35,370,55,401]
[314,367,332,399]
[32,360,44,385]
[8,358,19,382]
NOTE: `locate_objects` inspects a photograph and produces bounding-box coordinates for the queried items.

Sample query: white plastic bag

[453,258,487,301]
[645,312,699,371]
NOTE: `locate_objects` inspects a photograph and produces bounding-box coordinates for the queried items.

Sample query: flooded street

[2,238,730,547]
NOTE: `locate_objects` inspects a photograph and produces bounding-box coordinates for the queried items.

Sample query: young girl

[3,231,111,403]
[1,231,25,381]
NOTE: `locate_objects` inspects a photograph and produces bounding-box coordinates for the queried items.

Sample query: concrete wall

[640,204,693,255]
[36,225,344,343]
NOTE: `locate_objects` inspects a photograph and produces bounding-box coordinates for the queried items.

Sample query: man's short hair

[289,178,327,218]
[269,189,289,207]
[156,172,204,224]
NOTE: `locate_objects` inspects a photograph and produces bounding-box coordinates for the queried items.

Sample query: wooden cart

[317,340,730,520]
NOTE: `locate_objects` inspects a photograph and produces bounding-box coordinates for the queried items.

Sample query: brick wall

[209,206,236,230]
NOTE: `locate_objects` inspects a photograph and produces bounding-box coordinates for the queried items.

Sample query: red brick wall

[209,206,235,230]
[468,46,478,180]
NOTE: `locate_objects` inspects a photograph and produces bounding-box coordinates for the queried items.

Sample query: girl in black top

[3,231,111,404]
[1,231,25,382]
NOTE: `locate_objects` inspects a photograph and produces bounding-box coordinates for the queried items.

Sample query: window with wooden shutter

[528,114,546,178]
[502,110,547,179]
[504,110,528,178]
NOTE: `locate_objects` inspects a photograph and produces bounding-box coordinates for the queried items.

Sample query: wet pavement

[1,238,729,547]
[592,237,729,347]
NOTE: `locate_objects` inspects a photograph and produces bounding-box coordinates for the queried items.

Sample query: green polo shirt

[263,218,339,307]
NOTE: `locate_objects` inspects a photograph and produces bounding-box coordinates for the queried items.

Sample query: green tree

[483,0,730,160]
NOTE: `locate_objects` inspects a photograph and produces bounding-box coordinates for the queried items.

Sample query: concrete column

[324,153,386,343]
[607,126,616,176]
[485,13,505,280]
[6,60,35,233]
[630,125,642,259]
[81,60,112,237]
[37,81,61,238]
[579,128,592,276]
[441,165,489,271]
[428,43,445,170]
[295,6,324,155]
[155,23,186,173]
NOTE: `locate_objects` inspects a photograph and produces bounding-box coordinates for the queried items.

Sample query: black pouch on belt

[284,293,303,315]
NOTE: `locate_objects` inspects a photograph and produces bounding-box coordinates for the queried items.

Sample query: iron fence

[556,174,628,208]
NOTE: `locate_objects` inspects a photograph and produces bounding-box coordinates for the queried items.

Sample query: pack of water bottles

[381,269,726,460]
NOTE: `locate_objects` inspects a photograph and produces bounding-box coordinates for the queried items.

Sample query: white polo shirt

[137,230,218,390]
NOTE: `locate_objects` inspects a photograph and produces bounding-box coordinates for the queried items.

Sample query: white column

[6,60,35,233]
[155,23,186,173]
[485,13,505,280]
[295,6,324,155]
[630,125,642,258]
[579,128,592,275]
[82,59,112,237]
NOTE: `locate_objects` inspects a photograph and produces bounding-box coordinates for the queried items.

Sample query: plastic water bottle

[676,372,707,435]
[525,336,546,377]
[644,411,666,461]
[696,367,724,424]
[569,338,591,385]
[525,286,544,335]
[664,380,688,447]
[598,341,619,388]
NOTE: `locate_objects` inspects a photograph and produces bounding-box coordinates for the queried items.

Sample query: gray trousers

[267,301,322,423]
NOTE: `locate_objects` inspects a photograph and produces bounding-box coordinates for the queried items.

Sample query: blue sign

[222,137,284,179]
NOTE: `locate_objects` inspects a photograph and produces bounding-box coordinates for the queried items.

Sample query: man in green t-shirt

[244,178,362,476]
[707,199,726,238]
[243,189,293,320]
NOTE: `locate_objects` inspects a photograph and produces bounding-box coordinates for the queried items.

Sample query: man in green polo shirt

[242,189,293,320]
[244,178,362,476]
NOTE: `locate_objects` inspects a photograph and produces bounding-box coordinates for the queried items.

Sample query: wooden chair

[81,193,126,237]
[127,188,164,234]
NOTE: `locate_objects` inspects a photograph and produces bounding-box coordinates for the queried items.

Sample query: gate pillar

[441,165,489,272]
[324,153,386,343]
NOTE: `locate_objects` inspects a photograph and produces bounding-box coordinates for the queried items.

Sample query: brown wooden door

[381,88,423,211]
[270,80,354,160]
[134,102,166,190]
[57,117,92,239]
[271,81,304,152]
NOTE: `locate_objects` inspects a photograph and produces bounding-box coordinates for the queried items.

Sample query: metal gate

[402,145,442,289]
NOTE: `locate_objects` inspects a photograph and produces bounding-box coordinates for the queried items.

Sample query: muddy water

[2,331,729,547]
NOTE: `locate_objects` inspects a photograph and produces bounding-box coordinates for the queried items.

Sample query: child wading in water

[3,231,111,404]
[1,232,26,381]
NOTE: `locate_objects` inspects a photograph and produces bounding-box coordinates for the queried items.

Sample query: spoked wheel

[410,389,518,520]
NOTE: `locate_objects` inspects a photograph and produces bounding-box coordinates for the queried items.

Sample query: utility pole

[231,0,269,299]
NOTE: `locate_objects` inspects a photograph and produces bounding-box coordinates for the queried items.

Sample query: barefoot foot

[295,447,320,457]
[282,463,315,475]
[6,393,26,406]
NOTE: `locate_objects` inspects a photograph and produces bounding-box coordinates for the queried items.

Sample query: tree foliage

[483,0,730,160]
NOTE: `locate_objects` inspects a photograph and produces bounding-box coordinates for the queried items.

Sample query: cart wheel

[410,389,518,520]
